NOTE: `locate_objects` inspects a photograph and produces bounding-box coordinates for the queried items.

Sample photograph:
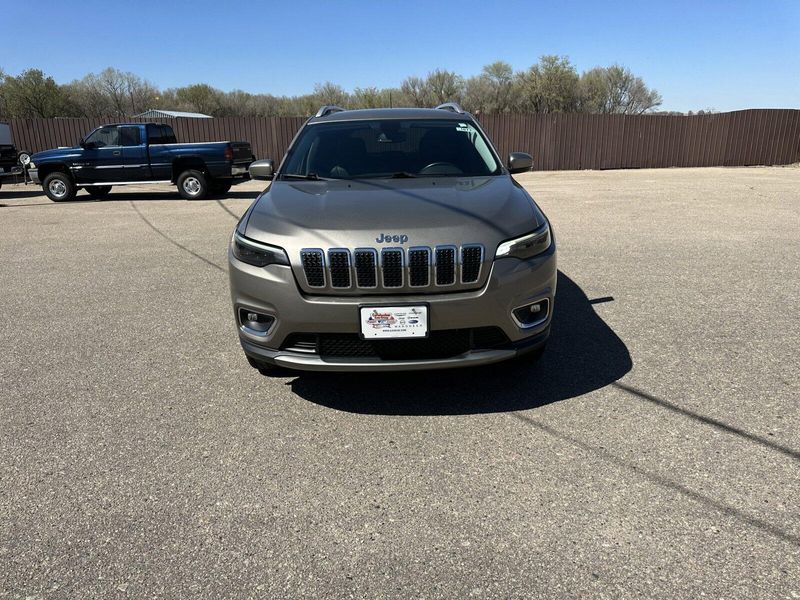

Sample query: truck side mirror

[249,159,275,181]
[508,152,533,174]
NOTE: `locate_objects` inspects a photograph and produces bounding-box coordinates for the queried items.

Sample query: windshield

[281,119,501,179]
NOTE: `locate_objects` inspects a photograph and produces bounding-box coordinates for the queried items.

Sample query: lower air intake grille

[319,330,471,360]
[289,327,511,360]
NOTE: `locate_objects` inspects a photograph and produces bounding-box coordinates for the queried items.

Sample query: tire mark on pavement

[511,412,800,546]
[215,199,242,220]
[613,381,799,462]
[129,201,226,273]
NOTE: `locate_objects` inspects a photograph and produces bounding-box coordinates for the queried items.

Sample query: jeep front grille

[300,250,325,287]
[299,244,486,293]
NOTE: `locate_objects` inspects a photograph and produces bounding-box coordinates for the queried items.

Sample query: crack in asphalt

[129,200,227,273]
[510,412,800,547]
[613,381,800,462]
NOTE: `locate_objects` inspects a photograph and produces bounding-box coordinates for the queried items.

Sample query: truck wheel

[177,170,209,200]
[43,172,76,202]
[86,186,112,199]
[211,181,233,195]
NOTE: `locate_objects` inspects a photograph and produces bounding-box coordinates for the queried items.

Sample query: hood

[245,175,543,252]
[32,146,81,162]
[244,174,545,295]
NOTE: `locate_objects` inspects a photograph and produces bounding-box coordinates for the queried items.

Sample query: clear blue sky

[2,0,798,112]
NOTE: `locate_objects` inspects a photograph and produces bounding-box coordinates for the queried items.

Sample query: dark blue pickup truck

[29,123,254,201]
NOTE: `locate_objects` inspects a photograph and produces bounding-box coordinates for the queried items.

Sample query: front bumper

[229,245,557,372]
[28,168,40,184]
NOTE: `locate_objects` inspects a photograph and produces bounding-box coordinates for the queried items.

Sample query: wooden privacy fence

[7,109,799,171]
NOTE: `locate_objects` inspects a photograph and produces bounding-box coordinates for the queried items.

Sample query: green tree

[2,69,65,117]
[518,55,580,113]
[175,83,222,115]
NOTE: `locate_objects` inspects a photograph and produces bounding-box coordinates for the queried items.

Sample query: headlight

[232,232,290,267]
[495,222,552,260]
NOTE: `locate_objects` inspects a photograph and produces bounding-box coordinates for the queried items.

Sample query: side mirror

[508,152,533,174]
[249,159,275,181]
[79,139,86,148]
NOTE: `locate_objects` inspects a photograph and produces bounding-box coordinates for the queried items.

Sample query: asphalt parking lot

[1,166,798,598]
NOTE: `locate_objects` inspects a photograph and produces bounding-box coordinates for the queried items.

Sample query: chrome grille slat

[299,245,483,291]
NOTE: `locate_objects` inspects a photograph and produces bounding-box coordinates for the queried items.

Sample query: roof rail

[435,102,465,114]
[315,105,346,118]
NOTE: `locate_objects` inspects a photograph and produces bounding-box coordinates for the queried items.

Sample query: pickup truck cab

[29,123,254,201]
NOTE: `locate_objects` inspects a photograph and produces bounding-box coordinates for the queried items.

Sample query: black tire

[0,180,3,191]
[246,355,283,376]
[211,180,233,195]
[43,171,76,202]
[177,169,209,200]
[86,186,112,199]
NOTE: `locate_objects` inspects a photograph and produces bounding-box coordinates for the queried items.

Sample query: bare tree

[424,69,464,105]
[400,76,428,107]
[579,65,662,114]
[313,82,348,107]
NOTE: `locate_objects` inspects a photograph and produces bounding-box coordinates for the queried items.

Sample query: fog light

[512,299,550,328]
[239,308,275,335]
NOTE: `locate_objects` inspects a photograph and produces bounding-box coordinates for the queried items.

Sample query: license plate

[360,305,428,339]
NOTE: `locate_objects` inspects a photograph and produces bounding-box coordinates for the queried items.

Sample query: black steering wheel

[419,162,462,175]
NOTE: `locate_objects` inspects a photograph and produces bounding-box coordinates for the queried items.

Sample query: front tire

[43,172,76,202]
[246,355,283,376]
[177,169,209,200]
[86,186,112,199]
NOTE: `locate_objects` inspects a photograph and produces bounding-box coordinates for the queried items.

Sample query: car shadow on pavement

[289,271,632,415]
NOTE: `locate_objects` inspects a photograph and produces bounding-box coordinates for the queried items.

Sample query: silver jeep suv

[228,103,556,373]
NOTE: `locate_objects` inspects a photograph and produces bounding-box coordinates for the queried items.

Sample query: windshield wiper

[281,173,327,181]
[389,171,417,178]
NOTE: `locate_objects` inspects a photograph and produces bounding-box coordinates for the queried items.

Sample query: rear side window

[147,125,177,144]
[120,127,141,146]
[160,125,177,144]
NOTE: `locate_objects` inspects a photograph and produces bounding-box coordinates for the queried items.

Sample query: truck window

[160,125,177,144]
[84,127,120,148]
[120,127,141,146]
[146,124,177,145]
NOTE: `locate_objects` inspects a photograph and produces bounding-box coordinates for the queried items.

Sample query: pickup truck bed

[29,122,255,202]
